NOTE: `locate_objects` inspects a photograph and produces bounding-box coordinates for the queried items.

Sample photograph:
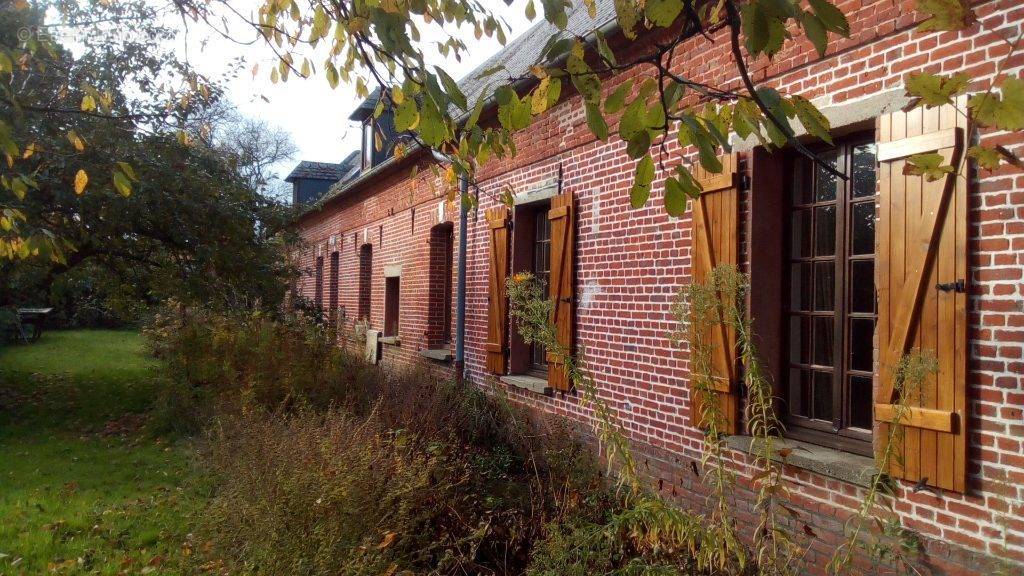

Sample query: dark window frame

[782,134,878,456]
[314,255,324,312]
[508,198,552,379]
[384,276,400,337]
[529,207,552,377]
[358,244,372,321]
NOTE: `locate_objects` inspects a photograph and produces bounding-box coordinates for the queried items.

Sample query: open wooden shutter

[875,98,968,492]
[547,192,575,391]
[485,206,511,374]
[690,153,740,435]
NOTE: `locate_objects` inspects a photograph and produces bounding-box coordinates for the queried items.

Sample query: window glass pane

[789,316,810,364]
[813,261,834,311]
[851,143,877,198]
[814,151,839,202]
[813,371,834,421]
[532,209,552,368]
[849,260,875,313]
[791,209,812,258]
[792,159,813,205]
[849,375,873,429]
[812,316,834,366]
[789,368,810,417]
[850,201,875,255]
[849,318,875,372]
[788,263,806,311]
[815,205,836,256]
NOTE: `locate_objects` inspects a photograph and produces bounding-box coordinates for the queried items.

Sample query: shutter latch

[935,279,966,293]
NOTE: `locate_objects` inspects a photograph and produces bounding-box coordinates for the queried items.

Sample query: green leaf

[436,66,468,111]
[916,0,975,32]
[619,98,647,141]
[904,152,954,182]
[905,72,970,108]
[808,0,849,35]
[10,177,27,200]
[969,76,1024,131]
[791,95,832,144]
[394,99,419,132]
[567,46,602,105]
[742,1,787,58]
[525,0,536,20]
[664,176,688,217]
[630,154,655,208]
[418,101,446,147]
[512,96,532,129]
[466,95,486,130]
[540,0,569,29]
[595,31,617,66]
[585,102,609,140]
[624,130,652,159]
[112,170,132,197]
[604,80,633,115]
[967,145,1000,171]
[645,0,683,27]
[679,116,722,173]
[802,13,828,57]
[614,0,641,39]
[546,77,562,109]
[325,63,339,89]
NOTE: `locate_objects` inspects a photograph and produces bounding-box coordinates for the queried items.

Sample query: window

[784,136,877,454]
[530,209,552,375]
[427,223,454,348]
[358,244,372,321]
[508,200,551,378]
[314,255,324,311]
[384,276,400,337]
[328,251,339,323]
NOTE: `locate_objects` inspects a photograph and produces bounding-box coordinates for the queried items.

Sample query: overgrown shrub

[146,306,625,574]
[145,304,377,413]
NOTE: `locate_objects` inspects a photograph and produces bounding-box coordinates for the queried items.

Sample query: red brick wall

[294,1,1024,572]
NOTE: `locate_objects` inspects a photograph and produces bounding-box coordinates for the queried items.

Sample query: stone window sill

[418,348,452,362]
[725,435,877,488]
[379,336,400,346]
[499,374,552,396]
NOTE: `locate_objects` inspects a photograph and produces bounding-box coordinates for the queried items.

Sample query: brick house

[290,1,1024,573]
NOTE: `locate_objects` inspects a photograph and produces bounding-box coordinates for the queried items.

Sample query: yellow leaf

[81,94,96,112]
[67,130,85,151]
[74,169,88,194]
[22,142,36,159]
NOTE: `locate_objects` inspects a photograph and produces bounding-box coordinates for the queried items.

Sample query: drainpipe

[454,176,469,382]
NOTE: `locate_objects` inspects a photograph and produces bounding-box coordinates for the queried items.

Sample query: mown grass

[0,331,206,575]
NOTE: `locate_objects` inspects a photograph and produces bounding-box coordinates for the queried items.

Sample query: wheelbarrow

[16,307,53,343]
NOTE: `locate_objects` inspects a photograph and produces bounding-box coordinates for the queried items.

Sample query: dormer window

[357,108,395,171]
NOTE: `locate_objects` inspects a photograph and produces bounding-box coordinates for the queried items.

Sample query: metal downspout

[454,176,469,382]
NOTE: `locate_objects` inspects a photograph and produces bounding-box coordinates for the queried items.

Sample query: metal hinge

[935,279,966,293]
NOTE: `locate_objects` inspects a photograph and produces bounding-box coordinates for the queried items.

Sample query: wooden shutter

[875,99,968,492]
[690,153,740,435]
[547,192,575,391]
[485,206,511,374]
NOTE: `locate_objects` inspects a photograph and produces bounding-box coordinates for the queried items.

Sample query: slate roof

[285,152,360,183]
[455,0,617,118]
[301,0,619,214]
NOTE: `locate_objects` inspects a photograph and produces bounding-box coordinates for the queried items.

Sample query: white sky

[177,0,534,179]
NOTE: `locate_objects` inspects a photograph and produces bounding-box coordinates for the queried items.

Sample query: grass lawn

[0,331,207,575]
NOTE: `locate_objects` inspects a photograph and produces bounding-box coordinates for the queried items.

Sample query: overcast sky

[178,0,534,182]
